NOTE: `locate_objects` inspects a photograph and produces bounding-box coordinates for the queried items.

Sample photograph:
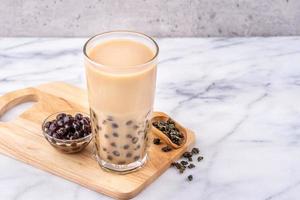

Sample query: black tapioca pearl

[134,155,140,161]
[110,142,116,147]
[132,137,138,144]
[96,124,101,131]
[107,155,113,161]
[126,120,133,126]
[56,113,66,121]
[113,151,120,156]
[135,144,141,150]
[107,116,113,121]
[133,125,139,130]
[181,160,188,166]
[102,147,107,152]
[104,134,109,139]
[126,152,132,158]
[126,134,133,139]
[118,161,126,165]
[123,144,130,150]
[112,132,119,137]
[112,123,118,128]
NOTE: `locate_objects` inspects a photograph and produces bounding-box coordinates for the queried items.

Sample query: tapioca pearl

[134,155,140,161]
[133,125,139,130]
[126,134,132,139]
[113,151,120,156]
[112,123,118,128]
[96,124,102,131]
[123,144,130,150]
[126,120,133,126]
[112,132,119,137]
[126,152,132,158]
[102,147,107,152]
[118,161,126,165]
[104,134,109,139]
[135,144,141,150]
[110,142,117,147]
[132,137,138,144]
[107,155,113,161]
[107,116,113,121]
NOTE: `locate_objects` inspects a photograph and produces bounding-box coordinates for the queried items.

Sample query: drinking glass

[83,31,158,173]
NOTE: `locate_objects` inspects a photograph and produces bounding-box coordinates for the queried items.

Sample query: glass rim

[83,30,159,70]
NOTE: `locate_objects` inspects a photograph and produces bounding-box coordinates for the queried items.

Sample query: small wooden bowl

[151,112,187,149]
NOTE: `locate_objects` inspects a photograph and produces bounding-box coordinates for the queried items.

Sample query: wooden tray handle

[0,87,39,118]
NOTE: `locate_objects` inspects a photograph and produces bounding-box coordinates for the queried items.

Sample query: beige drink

[83,31,158,172]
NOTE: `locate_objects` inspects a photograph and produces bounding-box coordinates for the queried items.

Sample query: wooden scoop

[151,112,187,149]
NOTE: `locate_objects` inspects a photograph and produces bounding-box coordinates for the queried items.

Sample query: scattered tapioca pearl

[126,120,133,126]
[134,155,140,161]
[191,147,200,155]
[123,144,130,150]
[187,175,193,181]
[188,163,195,169]
[112,132,119,137]
[197,156,204,162]
[102,147,107,152]
[126,152,132,158]
[135,144,141,150]
[180,160,188,166]
[113,151,120,156]
[104,134,109,139]
[112,123,118,128]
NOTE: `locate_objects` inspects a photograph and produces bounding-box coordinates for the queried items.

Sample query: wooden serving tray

[0,82,195,199]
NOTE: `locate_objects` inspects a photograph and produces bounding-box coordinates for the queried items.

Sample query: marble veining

[0,37,300,200]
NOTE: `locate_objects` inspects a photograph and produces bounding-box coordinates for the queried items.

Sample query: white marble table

[0,37,300,200]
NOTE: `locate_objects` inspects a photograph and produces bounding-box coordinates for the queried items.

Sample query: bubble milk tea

[84,32,158,172]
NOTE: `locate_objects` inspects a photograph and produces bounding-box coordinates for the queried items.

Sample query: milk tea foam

[85,39,157,166]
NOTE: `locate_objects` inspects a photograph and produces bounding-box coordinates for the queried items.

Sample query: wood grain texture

[0,82,195,199]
